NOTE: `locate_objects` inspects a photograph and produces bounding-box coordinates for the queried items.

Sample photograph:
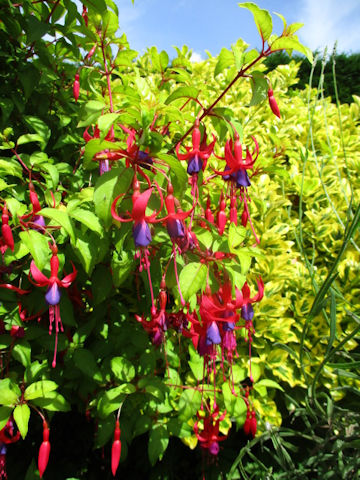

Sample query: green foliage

[0,1,359,479]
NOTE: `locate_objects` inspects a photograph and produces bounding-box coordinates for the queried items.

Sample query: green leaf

[39,208,76,244]
[0,406,13,430]
[24,381,58,401]
[78,100,107,128]
[148,425,169,466]
[97,385,134,418]
[97,113,120,141]
[111,356,136,382]
[73,348,103,382]
[25,16,50,42]
[19,230,50,270]
[83,139,119,170]
[93,167,133,230]
[222,383,247,423]
[17,134,44,148]
[239,2,272,41]
[270,37,313,63]
[92,264,113,304]
[69,208,103,236]
[249,71,268,106]
[178,389,202,422]
[165,86,199,105]
[13,404,30,439]
[228,223,247,250]
[41,163,59,189]
[32,392,70,412]
[256,379,284,391]
[12,340,31,367]
[179,263,207,301]
[155,153,187,198]
[214,48,234,77]
[0,379,20,406]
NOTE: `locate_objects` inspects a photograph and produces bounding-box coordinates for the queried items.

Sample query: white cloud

[190,51,204,63]
[298,0,360,54]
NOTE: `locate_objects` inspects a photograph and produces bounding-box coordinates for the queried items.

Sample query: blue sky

[115,0,360,60]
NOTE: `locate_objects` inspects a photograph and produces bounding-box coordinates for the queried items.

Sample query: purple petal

[45,282,61,306]
[223,165,231,181]
[209,442,219,456]
[234,169,251,187]
[198,335,212,356]
[206,321,221,346]
[187,155,202,175]
[223,330,237,351]
[223,321,235,332]
[99,159,111,175]
[33,215,46,229]
[167,218,185,239]
[241,303,254,321]
[133,221,152,247]
[138,151,153,170]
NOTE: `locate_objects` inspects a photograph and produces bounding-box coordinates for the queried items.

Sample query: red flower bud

[73,73,80,102]
[111,420,121,476]
[82,5,88,26]
[38,421,50,479]
[249,411,257,437]
[217,195,227,235]
[1,205,14,251]
[241,208,248,227]
[268,89,281,118]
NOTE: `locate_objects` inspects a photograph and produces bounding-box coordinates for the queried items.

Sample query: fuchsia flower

[29,244,77,367]
[83,125,121,175]
[218,134,259,188]
[176,119,215,175]
[243,408,257,437]
[194,406,227,456]
[0,418,20,480]
[236,278,264,322]
[111,175,163,248]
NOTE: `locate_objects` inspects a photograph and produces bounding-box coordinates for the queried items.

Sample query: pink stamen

[242,193,260,244]
[172,242,185,306]
[143,248,155,310]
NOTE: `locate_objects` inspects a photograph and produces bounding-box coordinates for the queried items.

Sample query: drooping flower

[29,244,77,367]
[111,175,163,248]
[218,134,259,189]
[176,118,215,176]
[194,406,227,456]
[0,418,20,480]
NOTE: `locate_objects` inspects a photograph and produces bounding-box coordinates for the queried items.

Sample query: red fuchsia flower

[118,125,154,172]
[268,88,281,118]
[1,204,14,253]
[243,408,257,438]
[176,119,216,176]
[83,125,121,175]
[218,134,259,189]
[111,420,121,477]
[38,421,50,479]
[237,278,264,323]
[73,73,80,102]
[236,278,264,381]
[112,175,163,310]
[82,4,88,26]
[111,175,163,249]
[0,418,20,480]
[29,244,77,367]
[194,406,227,456]
[162,183,194,304]
[135,280,168,345]
[19,182,46,230]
